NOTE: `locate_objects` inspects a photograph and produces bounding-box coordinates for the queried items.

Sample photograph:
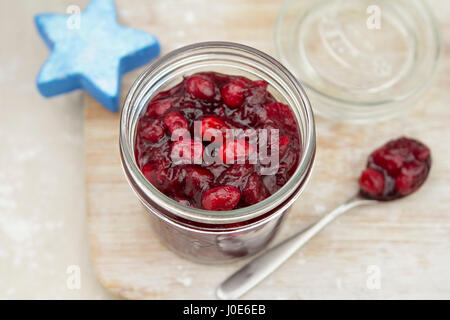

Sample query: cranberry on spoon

[359,137,431,200]
[218,137,431,300]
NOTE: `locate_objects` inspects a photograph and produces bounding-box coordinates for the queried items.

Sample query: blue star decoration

[35,0,160,112]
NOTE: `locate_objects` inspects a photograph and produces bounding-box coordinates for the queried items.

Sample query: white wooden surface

[85,0,450,299]
[0,0,115,299]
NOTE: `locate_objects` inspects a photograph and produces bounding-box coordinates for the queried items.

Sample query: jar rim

[120,41,316,225]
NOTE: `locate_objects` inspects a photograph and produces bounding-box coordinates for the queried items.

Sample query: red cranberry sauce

[135,72,301,211]
[359,137,431,200]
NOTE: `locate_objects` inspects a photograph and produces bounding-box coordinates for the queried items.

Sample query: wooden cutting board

[85,0,450,299]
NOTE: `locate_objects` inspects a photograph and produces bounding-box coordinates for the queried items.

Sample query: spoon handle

[216,195,376,300]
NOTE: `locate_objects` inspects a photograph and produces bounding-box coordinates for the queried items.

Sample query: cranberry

[245,80,269,106]
[359,137,431,200]
[154,166,186,194]
[278,136,290,159]
[138,118,165,142]
[170,139,204,165]
[413,145,430,162]
[221,79,247,108]
[201,186,241,211]
[266,102,297,132]
[141,162,185,195]
[395,161,428,196]
[184,167,214,198]
[359,168,385,196]
[198,117,230,142]
[146,98,173,117]
[218,140,256,164]
[243,173,270,205]
[216,164,254,189]
[141,163,156,182]
[185,74,215,100]
[135,72,301,211]
[372,148,404,175]
[164,112,189,136]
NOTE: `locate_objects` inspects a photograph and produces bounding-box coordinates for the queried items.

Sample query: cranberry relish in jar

[135,72,301,211]
[120,42,315,263]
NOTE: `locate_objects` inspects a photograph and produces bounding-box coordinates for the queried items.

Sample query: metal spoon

[216,194,375,300]
[216,136,431,300]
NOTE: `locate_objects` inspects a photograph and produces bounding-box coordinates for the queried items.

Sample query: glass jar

[275,0,440,123]
[119,42,316,263]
